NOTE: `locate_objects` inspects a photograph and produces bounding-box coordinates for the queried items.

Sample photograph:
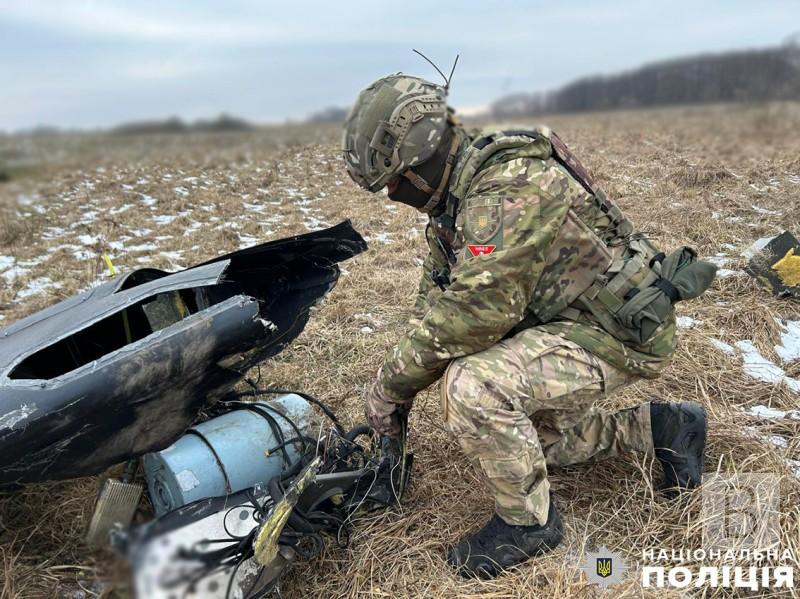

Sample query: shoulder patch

[464,196,502,244]
[467,244,496,257]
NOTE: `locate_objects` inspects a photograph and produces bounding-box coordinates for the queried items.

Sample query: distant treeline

[111,114,253,135]
[491,43,800,118]
[307,106,350,124]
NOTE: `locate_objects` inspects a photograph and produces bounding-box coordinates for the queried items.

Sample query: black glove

[367,425,412,506]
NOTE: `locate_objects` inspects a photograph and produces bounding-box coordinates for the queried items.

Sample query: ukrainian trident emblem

[596,557,612,578]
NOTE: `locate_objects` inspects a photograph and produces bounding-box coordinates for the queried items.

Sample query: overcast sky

[0,1,797,130]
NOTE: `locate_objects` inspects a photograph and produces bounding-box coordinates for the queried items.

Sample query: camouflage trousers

[441,327,654,526]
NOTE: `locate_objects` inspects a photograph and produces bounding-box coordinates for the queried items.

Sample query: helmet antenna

[412,49,460,94]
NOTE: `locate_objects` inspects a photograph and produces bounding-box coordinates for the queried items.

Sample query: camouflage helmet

[342,74,450,193]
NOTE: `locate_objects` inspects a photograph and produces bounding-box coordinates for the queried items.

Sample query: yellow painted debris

[772,247,800,286]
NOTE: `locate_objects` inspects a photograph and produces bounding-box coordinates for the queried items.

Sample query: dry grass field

[1,102,799,598]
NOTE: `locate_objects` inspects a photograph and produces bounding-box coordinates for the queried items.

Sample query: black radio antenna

[412,49,460,93]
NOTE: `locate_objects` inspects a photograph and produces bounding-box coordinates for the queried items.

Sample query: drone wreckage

[0,221,412,598]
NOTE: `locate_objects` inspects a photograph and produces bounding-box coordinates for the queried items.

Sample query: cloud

[0,1,280,44]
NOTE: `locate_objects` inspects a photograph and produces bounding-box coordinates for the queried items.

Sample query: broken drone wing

[0,221,366,487]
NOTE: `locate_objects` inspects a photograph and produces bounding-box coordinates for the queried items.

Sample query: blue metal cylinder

[143,394,315,516]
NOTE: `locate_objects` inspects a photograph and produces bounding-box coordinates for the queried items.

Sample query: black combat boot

[650,401,707,497]
[446,498,563,579]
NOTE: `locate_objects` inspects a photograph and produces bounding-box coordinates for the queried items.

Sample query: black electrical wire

[233,388,345,435]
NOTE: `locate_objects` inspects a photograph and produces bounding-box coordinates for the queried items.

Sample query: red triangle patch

[467,244,496,257]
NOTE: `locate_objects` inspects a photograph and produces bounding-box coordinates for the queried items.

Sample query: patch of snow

[741,237,774,259]
[711,339,736,355]
[2,266,31,283]
[152,214,177,225]
[80,210,99,223]
[78,234,100,245]
[677,316,702,329]
[108,241,125,251]
[242,202,265,214]
[140,194,158,207]
[109,203,134,215]
[42,227,67,239]
[237,234,258,249]
[173,186,189,197]
[129,228,153,237]
[734,340,800,393]
[751,205,781,216]
[716,269,738,278]
[774,319,800,363]
[16,194,36,206]
[360,326,374,334]
[18,256,47,268]
[367,232,392,244]
[17,277,62,299]
[721,243,737,251]
[745,405,800,420]
[303,216,331,231]
[0,256,14,272]
[706,255,729,267]
[127,242,158,252]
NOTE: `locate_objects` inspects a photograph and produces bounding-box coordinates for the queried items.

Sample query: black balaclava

[387,126,455,216]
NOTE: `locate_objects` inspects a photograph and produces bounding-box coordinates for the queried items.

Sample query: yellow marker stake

[102,254,118,277]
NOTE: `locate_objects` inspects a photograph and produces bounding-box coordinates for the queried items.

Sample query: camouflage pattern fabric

[441,328,653,526]
[378,142,676,414]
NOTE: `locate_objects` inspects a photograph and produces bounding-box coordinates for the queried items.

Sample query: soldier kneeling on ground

[341,73,717,579]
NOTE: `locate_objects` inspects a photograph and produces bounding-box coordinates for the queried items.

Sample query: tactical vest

[435,127,710,347]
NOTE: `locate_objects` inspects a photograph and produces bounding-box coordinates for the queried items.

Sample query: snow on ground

[237,234,258,249]
[16,277,62,299]
[734,340,800,393]
[751,204,782,216]
[745,404,800,420]
[774,319,800,363]
[152,214,177,225]
[677,316,702,329]
[716,268,738,278]
[2,266,31,283]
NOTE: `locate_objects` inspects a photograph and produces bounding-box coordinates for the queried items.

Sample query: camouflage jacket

[379,127,676,404]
